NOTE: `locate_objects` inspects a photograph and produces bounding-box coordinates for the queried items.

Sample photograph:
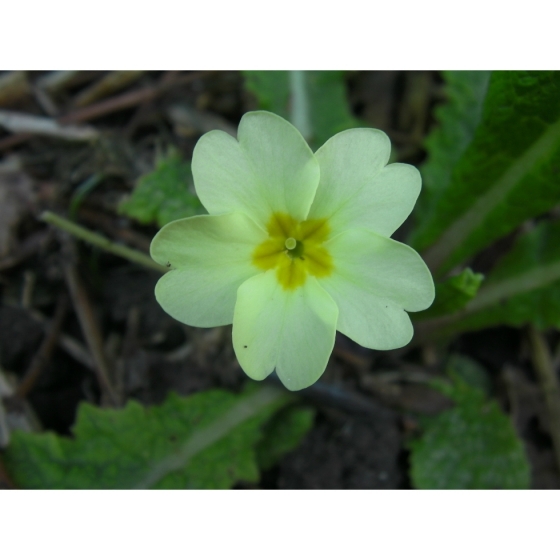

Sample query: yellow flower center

[252,212,333,290]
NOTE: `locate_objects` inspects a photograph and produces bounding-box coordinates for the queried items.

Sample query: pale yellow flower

[151,111,434,390]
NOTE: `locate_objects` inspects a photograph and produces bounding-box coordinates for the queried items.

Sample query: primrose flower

[150,111,434,391]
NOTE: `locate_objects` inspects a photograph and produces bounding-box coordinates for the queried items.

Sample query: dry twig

[528,326,560,474]
[60,71,209,124]
[25,307,94,370]
[15,295,68,398]
[36,71,98,94]
[0,456,16,489]
[63,239,119,406]
[0,71,212,151]
[0,109,99,141]
[73,71,145,108]
[0,71,30,107]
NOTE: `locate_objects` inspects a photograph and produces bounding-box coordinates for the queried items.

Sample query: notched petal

[309,129,421,237]
[192,111,319,227]
[232,272,338,391]
[150,212,266,327]
[319,228,434,350]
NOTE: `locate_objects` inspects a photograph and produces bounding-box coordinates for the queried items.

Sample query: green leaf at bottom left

[3,385,292,489]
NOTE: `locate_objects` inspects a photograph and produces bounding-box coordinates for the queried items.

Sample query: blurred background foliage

[1,70,560,489]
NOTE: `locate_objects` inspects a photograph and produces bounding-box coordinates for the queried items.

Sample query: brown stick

[528,326,560,474]
[0,456,17,489]
[23,306,95,370]
[58,71,209,125]
[0,71,211,151]
[15,295,68,398]
[0,109,99,140]
[72,71,145,108]
[63,250,119,406]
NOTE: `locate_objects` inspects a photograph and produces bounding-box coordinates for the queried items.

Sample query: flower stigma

[252,212,333,290]
[285,237,297,250]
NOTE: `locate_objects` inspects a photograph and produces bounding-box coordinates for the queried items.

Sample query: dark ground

[0,70,558,489]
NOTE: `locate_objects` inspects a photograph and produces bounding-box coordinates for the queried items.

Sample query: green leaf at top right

[411,71,560,277]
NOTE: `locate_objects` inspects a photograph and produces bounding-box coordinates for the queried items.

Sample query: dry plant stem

[0,71,211,151]
[2,303,93,369]
[15,296,68,398]
[21,270,36,308]
[73,71,145,108]
[0,456,17,489]
[502,365,521,428]
[63,260,119,406]
[0,71,30,106]
[31,85,60,117]
[267,374,386,418]
[41,211,167,273]
[123,72,174,136]
[58,72,210,125]
[302,381,387,418]
[552,338,560,371]
[36,71,99,94]
[115,306,141,395]
[333,344,371,369]
[528,326,560,474]
[0,110,99,141]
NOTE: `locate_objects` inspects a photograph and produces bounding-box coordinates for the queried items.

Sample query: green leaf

[446,354,492,395]
[417,220,560,338]
[414,71,490,223]
[243,70,360,149]
[412,71,560,275]
[3,385,293,489]
[409,375,530,489]
[256,406,315,471]
[243,71,290,119]
[414,267,484,320]
[119,150,204,228]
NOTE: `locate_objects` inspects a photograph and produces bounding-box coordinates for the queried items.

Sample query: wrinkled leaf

[409,375,530,489]
[256,406,315,471]
[418,220,560,338]
[119,150,203,227]
[4,385,293,489]
[414,71,490,223]
[412,71,560,275]
[243,70,360,149]
[446,353,492,396]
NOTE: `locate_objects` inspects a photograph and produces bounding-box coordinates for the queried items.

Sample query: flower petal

[151,213,266,327]
[319,228,435,349]
[192,111,319,228]
[308,128,421,237]
[232,271,338,391]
